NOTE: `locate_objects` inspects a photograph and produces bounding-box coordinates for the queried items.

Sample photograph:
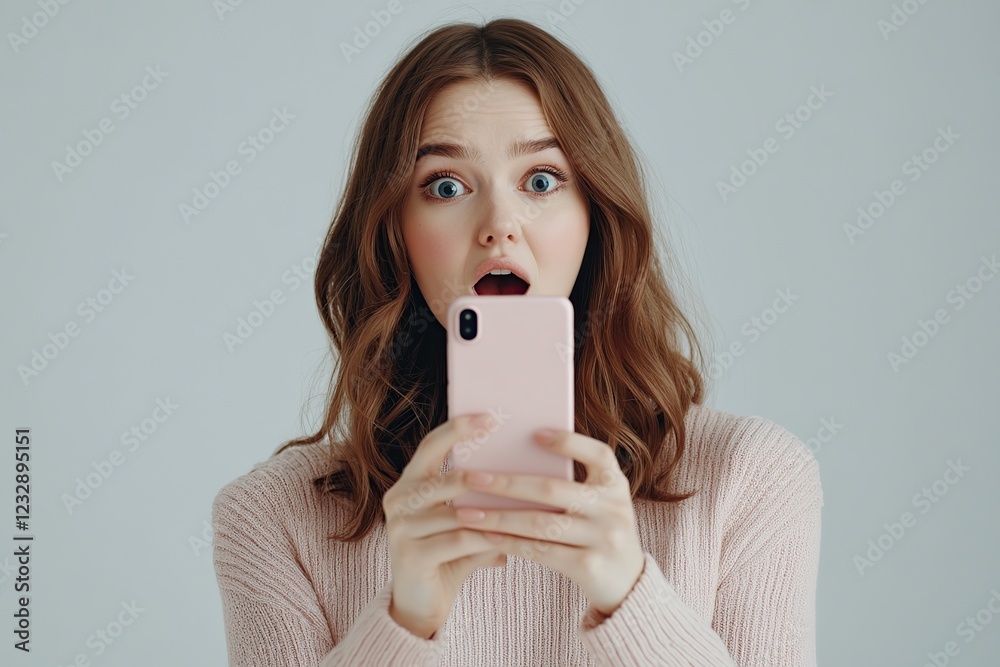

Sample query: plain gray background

[2,0,999,665]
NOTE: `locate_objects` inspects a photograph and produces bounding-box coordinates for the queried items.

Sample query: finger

[457,508,596,547]
[447,549,507,581]
[465,471,589,513]
[481,530,584,569]
[411,527,502,569]
[403,413,492,479]
[385,469,467,523]
[393,502,471,540]
[535,431,623,487]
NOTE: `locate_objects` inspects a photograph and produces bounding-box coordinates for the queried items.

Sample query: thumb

[451,549,506,579]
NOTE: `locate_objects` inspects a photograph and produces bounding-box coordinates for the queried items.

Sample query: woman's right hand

[382,413,506,640]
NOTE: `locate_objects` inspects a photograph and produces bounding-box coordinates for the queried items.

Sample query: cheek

[406,225,448,270]
[402,214,466,320]
[531,204,590,276]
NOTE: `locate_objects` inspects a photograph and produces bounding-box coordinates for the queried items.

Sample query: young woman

[212,18,823,666]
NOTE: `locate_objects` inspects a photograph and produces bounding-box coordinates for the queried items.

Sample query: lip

[471,256,532,294]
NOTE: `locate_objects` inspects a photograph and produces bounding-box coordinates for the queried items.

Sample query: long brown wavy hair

[274,17,714,542]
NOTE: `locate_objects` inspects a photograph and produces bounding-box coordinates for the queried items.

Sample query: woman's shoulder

[679,403,822,502]
[211,440,335,531]
[210,441,345,605]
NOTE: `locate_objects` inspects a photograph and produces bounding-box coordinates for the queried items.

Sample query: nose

[479,226,517,245]
[477,196,527,247]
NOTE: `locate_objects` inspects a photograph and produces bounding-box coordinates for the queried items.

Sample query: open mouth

[473,272,530,295]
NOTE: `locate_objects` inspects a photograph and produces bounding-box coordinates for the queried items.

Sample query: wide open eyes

[418,166,569,202]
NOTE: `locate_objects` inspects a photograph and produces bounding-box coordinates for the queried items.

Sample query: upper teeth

[488,269,512,276]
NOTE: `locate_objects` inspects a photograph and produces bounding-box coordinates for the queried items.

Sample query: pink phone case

[446,295,574,512]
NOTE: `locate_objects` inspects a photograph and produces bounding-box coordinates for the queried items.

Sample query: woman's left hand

[455,429,646,617]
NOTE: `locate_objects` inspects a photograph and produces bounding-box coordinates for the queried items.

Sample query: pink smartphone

[446,295,574,512]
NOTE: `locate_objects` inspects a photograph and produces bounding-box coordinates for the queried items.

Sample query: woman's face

[401,78,590,329]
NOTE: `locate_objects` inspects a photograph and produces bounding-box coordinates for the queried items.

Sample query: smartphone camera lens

[459,309,477,341]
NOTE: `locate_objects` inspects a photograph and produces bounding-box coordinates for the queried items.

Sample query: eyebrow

[414,136,563,164]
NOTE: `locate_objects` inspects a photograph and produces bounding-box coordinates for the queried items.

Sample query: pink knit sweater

[211,403,823,665]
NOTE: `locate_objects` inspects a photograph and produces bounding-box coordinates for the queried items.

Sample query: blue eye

[523,166,569,195]
[527,171,557,193]
[426,175,467,199]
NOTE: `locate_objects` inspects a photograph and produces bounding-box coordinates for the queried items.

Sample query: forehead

[418,79,553,145]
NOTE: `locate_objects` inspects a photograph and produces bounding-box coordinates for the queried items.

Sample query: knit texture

[211,403,823,666]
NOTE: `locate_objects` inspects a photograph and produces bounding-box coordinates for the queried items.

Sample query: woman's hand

[381,413,508,639]
[454,429,646,616]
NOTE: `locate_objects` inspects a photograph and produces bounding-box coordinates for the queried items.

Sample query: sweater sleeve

[575,417,823,666]
[211,469,449,666]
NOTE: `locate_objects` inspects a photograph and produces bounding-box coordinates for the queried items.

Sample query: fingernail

[467,471,494,486]
[456,508,486,522]
[485,532,503,543]
[535,429,555,444]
